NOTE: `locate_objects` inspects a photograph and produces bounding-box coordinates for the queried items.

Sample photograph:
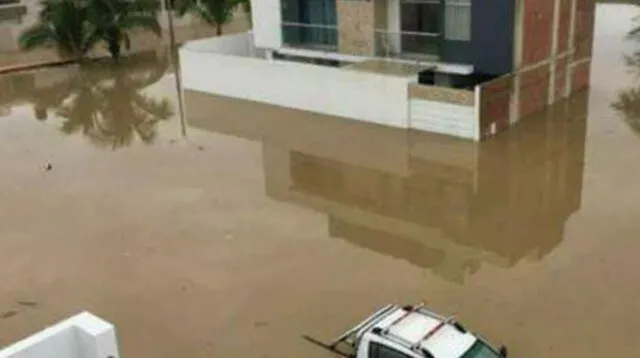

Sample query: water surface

[1,4,640,358]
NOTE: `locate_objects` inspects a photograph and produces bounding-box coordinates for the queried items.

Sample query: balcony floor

[344,59,435,77]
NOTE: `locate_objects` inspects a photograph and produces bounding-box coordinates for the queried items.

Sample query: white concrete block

[0,312,119,358]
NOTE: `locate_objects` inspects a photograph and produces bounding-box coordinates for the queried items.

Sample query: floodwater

[1,3,640,358]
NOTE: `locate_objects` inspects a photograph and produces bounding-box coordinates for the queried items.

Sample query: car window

[460,340,501,358]
[369,342,413,358]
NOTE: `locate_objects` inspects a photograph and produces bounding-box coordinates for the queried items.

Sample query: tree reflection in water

[31,51,174,149]
[612,51,640,134]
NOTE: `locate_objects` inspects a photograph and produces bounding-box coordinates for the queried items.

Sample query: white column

[565,0,578,97]
[510,0,525,124]
[548,0,561,104]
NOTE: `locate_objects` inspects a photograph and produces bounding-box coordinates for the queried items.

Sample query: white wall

[0,312,119,358]
[184,32,257,56]
[180,37,411,128]
[409,99,478,140]
[251,0,282,50]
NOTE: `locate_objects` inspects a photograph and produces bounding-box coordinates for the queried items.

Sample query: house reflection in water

[187,89,588,284]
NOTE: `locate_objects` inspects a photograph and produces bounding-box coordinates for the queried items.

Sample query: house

[180,0,596,141]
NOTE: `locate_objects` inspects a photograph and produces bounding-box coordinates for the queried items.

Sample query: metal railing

[375,30,440,61]
[281,22,338,51]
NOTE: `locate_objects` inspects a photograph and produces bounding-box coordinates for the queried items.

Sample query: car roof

[373,307,477,358]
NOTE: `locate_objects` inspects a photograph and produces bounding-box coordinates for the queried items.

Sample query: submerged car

[304,303,508,358]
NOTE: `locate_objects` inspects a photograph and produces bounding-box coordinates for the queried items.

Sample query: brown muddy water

[1,4,640,358]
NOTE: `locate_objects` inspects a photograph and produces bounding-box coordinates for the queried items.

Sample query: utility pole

[162,0,188,137]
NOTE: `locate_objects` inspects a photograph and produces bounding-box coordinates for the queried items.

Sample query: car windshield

[460,340,501,358]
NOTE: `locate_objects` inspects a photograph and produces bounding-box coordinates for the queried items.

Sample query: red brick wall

[571,61,591,92]
[573,0,596,61]
[475,0,595,141]
[554,56,569,99]
[519,65,551,119]
[522,0,555,67]
[478,76,514,140]
[557,0,572,53]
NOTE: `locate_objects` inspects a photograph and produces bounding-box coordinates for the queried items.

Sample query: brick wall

[478,75,513,140]
[554,56,569,99]
[521,0,555,66]
[571,60,591,92]
[519,64,551,118]
[557,0,572,53]
[573,0,596,60]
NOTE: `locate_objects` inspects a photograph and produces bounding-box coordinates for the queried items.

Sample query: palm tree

[612,86,640,135]
[238,0,250,25]
[612,49,640,136]
[87,0,162,60]
[173,0,242,35]
[18,0,100,61]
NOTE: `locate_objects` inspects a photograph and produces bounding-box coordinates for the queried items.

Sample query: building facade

[179,0,596,140]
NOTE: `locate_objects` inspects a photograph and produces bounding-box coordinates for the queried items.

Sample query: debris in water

[254,321,269,328]
[1,310,17,319]
[16,300,38,307]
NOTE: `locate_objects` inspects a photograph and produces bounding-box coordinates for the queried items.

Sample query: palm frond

[120,14,162,35]
[18,24,56,51]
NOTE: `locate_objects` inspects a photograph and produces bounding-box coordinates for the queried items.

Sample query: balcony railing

[281,22,338,51]
[375,30,440,61]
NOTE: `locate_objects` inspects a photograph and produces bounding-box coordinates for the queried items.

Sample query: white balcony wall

[0,312,119,358]
[180,34,411,128]
[251,0,282,49]
[409,99,478,140]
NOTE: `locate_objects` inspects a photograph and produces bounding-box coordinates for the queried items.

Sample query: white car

[304,303,508,358]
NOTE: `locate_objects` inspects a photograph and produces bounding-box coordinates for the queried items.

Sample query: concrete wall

[408,84,477,140]
[410,99,477,140]
[181,33,411,128]
[251,0,282,50]
[0,312,119,358]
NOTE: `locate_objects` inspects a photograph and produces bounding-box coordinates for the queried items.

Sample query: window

[460,340,502,358]
[444,0,471,41]
[0,5,26,26]
[400,0,441,35]
[281,0,338,49]
[399,0,441,56]
[369,342,413,358]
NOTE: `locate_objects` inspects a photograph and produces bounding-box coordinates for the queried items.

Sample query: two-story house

[180,0,596,140]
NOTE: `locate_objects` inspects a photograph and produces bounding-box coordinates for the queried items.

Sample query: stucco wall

[181,33,411,128]
[337,0,375,56]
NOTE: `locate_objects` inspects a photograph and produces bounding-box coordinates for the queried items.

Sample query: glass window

[369,342,413,358]
[444,0,471,41]
[400,0,441,34]
[460,340,501,358]
[281,0,338,49]
[400,0,441,56]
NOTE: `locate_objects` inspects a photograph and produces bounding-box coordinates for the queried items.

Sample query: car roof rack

[375,303,455,358]
[383,303,425,334]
